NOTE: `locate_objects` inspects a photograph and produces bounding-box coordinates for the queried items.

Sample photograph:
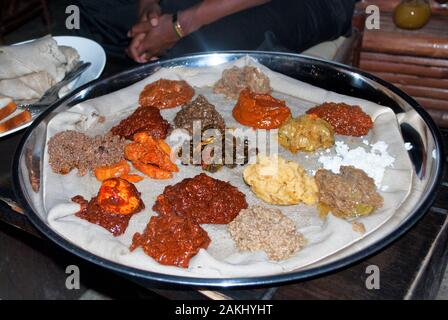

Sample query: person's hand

[138,0,162,28]
[127,0,162,62]
[128,14,179,63]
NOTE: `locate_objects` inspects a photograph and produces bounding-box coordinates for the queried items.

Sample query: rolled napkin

[0,35,80,102]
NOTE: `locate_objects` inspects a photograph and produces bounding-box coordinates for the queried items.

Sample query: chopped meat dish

[213,66,271,99]
[110,106,170,140]
[306,102,373,137]
[139,79,194,109]
[48,130,127,176]
[173,94,225,135]
[94,159,131,181]
[130,214,210,268]
[153,173,248,224]
[278,114,334,153]
[125,132,178,179]
[72,178,145,236]
[315,166,384,219]
[178,131,253,173]
[228,206,306,261]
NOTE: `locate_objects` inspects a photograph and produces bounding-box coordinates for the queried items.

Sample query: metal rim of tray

[12,51,445,288]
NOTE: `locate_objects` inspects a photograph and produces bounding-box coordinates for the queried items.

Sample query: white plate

[0,36,106,138]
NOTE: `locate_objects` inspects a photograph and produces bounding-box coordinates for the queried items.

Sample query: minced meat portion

[213,66,271,99]
[173,95,225,135]
[153,173,248,224]
[130,214,210,268]
[315,166,384,219]
[228,206,306,261]
[110,106,170,140]
[48,130,127,176]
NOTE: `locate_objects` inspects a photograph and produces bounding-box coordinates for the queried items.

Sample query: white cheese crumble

[404,142,413,151]
[318,141,395,188]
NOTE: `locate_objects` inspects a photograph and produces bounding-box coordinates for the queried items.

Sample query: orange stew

[139,79,195,109]
[232,88,291,129]
[72,178,144,236]
[96,178,144,215]
[306,102,373,137]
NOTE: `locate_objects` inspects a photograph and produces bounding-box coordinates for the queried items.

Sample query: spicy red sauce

[306,102,373,137]
[153,173,248,224]
[139,79,195,109]
[130,214,210,268]
[111,106,170,140]
[72,178,145,236]
[72,196,134,236]
[232,88,291,129]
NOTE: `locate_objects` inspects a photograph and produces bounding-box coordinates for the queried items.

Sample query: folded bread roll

[59,45,80,71]
[0,35,80,102]
[0,35,69,82]
[0,71,56,102]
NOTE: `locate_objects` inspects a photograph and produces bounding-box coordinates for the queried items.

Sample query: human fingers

[129,21,153,37]
[127,33,148,63]
[146,10,160,27]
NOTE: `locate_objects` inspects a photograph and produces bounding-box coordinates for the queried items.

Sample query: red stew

[72,178,145,236]
[72,196,134,236]
[153,173,248,224]
[111,106,170,140]
[139,79,195,109]
[306,102,373,137]
[130,214,210,268]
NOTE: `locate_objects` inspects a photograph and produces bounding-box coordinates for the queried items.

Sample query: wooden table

[0,126,447,300]
[357,5,448,127]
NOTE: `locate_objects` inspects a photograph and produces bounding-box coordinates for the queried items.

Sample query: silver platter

[12,52,445,287]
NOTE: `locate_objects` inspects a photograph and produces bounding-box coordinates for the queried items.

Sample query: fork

[18,61,91,116]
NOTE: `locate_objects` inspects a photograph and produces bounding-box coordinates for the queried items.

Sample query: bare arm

[179,0,271,35]
[128,0,270,62]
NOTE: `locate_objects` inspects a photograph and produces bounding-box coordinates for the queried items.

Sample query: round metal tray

[12,52,445,288]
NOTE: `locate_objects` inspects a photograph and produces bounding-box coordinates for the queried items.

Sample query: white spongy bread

[0,35,68,81]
